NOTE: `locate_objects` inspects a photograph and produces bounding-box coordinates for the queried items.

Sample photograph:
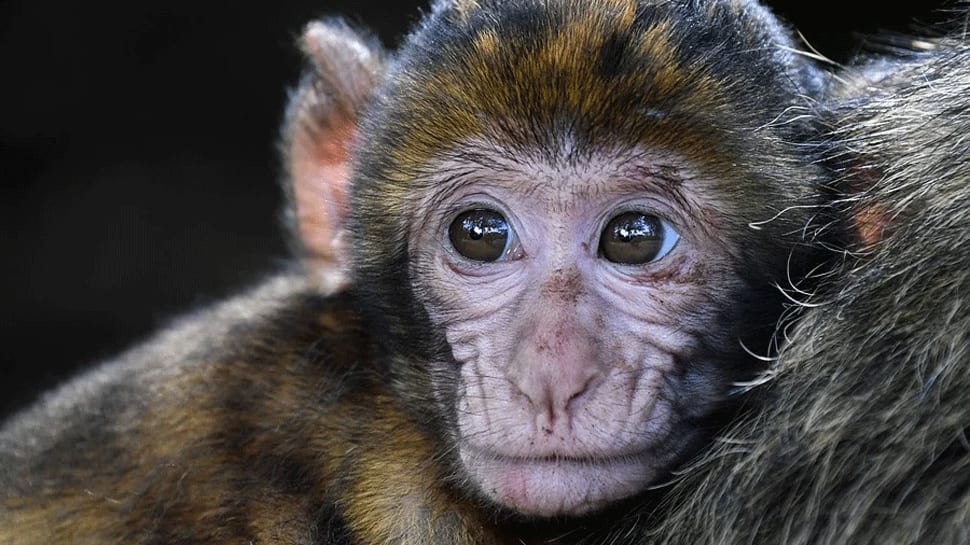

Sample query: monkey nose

[508,350,604,427]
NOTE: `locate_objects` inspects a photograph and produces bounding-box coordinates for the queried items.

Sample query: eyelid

[598,202,680,238]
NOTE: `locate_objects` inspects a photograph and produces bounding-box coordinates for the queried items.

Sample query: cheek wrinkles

[598,320,683,431]
[585,288,706,428]
[442,307,523,437]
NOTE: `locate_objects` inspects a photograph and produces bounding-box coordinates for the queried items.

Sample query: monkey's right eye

[448,209,512,262]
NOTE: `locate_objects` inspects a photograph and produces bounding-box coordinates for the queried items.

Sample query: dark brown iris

[599,211,664,264]
[449,209,510,262]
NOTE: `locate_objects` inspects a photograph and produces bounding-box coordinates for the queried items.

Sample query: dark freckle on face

[541,269,583,303]
[617,357,638,373]
[699,208,720,229]
[630,256,696,286]
[680,263,707,284]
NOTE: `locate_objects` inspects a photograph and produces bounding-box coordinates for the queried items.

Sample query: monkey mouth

[459,444,658,517]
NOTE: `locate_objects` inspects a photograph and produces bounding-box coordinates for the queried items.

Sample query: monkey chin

[459,447,657,517]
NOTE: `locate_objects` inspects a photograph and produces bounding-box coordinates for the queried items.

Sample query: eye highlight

[448,209,513,262]
[599,211,679,265]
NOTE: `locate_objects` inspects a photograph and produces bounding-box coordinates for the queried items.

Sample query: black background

[0,0,953,417]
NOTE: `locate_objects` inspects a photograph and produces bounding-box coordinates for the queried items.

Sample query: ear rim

[279,19,386,294]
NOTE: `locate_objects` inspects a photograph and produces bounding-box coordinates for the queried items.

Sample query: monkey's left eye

[599,211,679,265]
[448,209,514,262]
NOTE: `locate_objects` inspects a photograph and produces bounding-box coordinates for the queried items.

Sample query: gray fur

[638,38,970,545]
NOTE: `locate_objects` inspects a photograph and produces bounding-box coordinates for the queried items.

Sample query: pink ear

[288,113,355,285]
[282,20,385,291]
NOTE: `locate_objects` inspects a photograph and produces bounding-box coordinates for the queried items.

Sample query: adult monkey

[1,0,832,543]
[641,33,970,545]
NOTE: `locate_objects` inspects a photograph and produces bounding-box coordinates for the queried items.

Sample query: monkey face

[404,144,752,516]
[348,0,826,519]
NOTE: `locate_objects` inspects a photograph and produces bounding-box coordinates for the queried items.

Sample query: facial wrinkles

[578,294,686,439]
[450,262,691,456]
[411,148,736,455]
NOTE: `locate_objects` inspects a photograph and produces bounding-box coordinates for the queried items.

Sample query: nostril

[565,374,603,415]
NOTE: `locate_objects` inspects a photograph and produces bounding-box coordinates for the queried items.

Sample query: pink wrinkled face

[408,144,747,517]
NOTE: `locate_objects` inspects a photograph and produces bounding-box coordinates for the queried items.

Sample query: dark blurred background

[0,0,954,417]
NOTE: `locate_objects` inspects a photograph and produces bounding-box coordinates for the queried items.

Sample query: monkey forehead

[362,0,819,174]
[405,140,709,214]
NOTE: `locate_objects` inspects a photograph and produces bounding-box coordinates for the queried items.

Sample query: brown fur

[0,277,512,544]
[12,2,961,544]
[0,1,831,542]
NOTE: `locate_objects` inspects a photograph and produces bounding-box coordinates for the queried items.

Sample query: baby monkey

[0,0,830,543]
